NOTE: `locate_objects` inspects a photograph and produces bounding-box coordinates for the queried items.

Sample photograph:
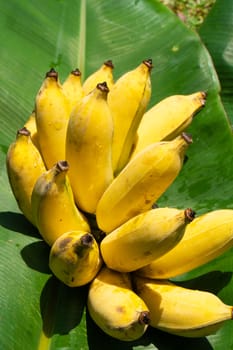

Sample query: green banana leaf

[1,1,233,349]
[199,0,233,125]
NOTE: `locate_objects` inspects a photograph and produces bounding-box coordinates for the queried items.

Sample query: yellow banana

[96,133,192,233]
[35,68,71,169]
[6,127,46,225]
[24,111,40,150]
[62,68,84,113]
[82,60,114,95]
[49,230,102,287]
[133,276,233,337]
[31,160,90,246]
[100,207,195,272]
[137,209,233,279]
[108,59,153,173]
[87,266,150,341]
[66,82,114,214]
[132,91,206,157]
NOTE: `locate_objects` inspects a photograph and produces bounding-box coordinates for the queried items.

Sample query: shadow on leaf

[40,276,87,337]
[174,270,233,294]
[21,240,51,274]
[86,309,214,350]
[86,308,140,350]
[145,326,214,350]
[0,211,40,238]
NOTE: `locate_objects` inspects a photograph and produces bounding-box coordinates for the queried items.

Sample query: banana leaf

[199,0,233,125]
[0,1,233,349]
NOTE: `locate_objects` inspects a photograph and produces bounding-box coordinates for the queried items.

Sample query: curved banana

[24,111,40,150]
[132,91,206,157]
[100,207,195,272]
[35,68,71,169]
[6,127,46,225]
[137,209,233,279]
[133,276,233,337]
[108,59,153,173]
[62,68,84,113]
[66,82,114,214]
[82,60,114,95]
[87,266,150,341]
[31,160,90,246]
[96,133,192,233]
[49,230,102,287]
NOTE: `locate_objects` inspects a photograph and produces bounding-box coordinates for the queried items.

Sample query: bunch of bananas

[6,59,233,342]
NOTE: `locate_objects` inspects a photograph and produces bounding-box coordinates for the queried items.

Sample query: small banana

[137,209,233,279]
[31,160,90,246]
[62,68,84,113]
[6,127,46,225]
[108,59,153,173]
[49,230,102,287]
[100,207,195,272]
[96,133,192,233]
[133,276,233,337]
[24,111,40,150]
[66,82,114,214]
[35,68,71,169]
[87,266,150,341]
[132,91,206,157]
[82,60,114,95]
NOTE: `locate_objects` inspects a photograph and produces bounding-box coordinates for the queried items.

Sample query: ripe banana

[132,91,206,157]
[96,133,192,233]
[49,230,102,287]
[87,266,150,341]
[24,111,40,150]
[100,207,195,272]
[31,160,90,246]
[82,60,114,95]
[133,276,233,337]
[137,209,233,279]
[62,68,84,113]
[6,127,46,225]
[108,59,153,173]
[66,82,114,214]
[35,68,71,169]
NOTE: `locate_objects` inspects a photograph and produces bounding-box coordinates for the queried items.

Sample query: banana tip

[18,127,30,137]
[80,233,94,247]
[97,81,110,93]
[46,68,58,80]
[143,58,153,70]
[181,132,193,144]
[71,68,81,76]
[185,208,196,222]
[138,311,150,325]
[104,60,114,69]
[56,160,69,173]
